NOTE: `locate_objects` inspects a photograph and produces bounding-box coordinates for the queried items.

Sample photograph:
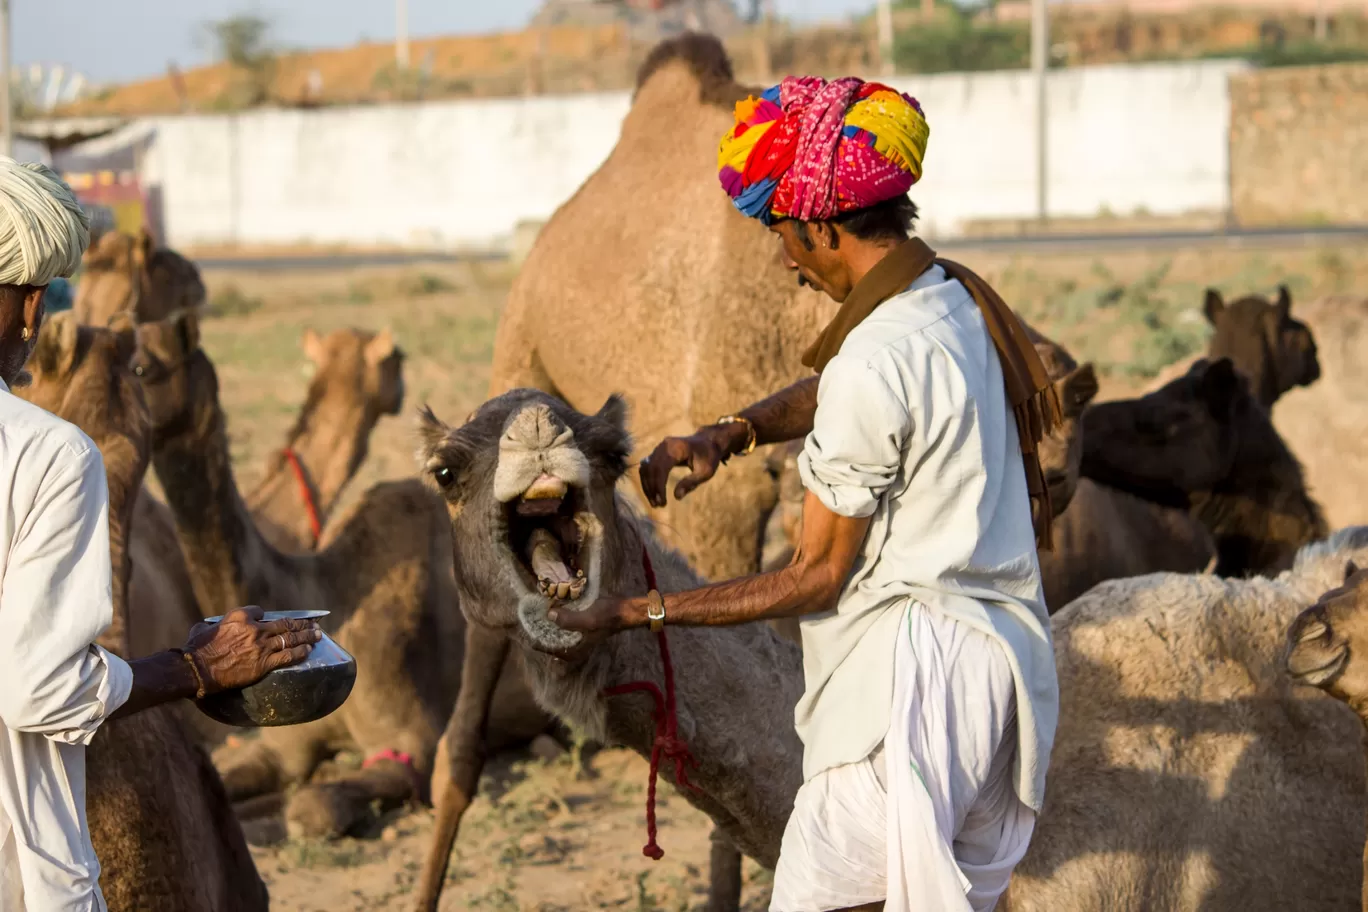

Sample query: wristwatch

[716,415,758,458]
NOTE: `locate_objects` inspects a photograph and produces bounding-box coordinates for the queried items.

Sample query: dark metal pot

[194,610,356,727]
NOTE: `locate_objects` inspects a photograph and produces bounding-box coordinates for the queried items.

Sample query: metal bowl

[194,610,357,727]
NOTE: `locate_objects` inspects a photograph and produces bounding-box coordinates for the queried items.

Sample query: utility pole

[1031,0,1048,221]
[877,0,895,77]
[1314,0,1328,42]
[396,0,410,69]
[0,0,11,158]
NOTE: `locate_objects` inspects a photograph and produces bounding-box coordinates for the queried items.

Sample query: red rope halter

[282,448,323,546]
[602,545,700,860]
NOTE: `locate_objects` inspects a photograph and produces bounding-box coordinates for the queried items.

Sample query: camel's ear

[1346,560,1360,583]
[363,328,396,366]
[30,312,80,378]
[416,405,452,462]
[174,309,200,356]
[301,328,325,365]
[594,394,627,432]
[1203,289,1225,326]
[1274,285,1292,322]
[1198,358,1241,417]
[1060,363,1100,416]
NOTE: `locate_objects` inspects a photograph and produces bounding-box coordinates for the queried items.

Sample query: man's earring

[20,327,30,342]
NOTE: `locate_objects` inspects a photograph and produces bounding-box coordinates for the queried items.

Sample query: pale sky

[15,0,883,86]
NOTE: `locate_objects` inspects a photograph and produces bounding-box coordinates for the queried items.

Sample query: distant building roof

[16,115,127,148]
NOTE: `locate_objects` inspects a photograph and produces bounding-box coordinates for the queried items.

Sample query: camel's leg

[413,623,512,912]
[707,826,744,912]
[284,759,419,840]
[213,717,333,802]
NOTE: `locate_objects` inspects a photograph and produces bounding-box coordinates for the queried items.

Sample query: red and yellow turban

[717,76,929,224]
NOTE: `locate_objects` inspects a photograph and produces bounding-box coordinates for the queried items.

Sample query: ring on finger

[277,634,286,651]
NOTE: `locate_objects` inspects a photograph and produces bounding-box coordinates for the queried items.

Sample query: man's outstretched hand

[185,606,321,695]
[640,424,748,508]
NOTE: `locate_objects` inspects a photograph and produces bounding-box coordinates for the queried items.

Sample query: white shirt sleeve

[0,447,131,746]
[798,356,913,519]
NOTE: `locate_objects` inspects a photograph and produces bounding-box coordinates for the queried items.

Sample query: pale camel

[73,228,205,327]
[245,327,405,552]
[1083,358,1327,578]
[489,34,833,584]
[17,313,267,911]
[1272,294,1368,532]
[416,389,1368,911]
[1286,561,1368,910]
[132,311,547,841]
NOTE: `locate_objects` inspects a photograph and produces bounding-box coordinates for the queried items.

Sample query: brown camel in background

[246,327,405,552]
[17,313,267,911]
[1287,561,1368,910]
[1083,358,1327,578]
[415,389,1368,912]
[128,326,405,667]
[132,311,547,842]
[73,228,206,327]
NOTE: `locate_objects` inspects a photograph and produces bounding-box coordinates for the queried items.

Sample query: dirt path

[251,747,773,912]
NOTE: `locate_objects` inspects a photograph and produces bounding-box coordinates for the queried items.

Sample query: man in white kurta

[0,157,324,911]
[557,76,1060,912]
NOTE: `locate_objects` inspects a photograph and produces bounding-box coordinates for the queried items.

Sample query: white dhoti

[770,603,1036,912]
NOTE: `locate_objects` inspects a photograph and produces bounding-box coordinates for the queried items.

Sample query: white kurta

[0,379,131,912]
[773,265,1057,910]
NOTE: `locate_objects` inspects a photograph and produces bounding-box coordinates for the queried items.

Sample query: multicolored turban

[717,76,929,225]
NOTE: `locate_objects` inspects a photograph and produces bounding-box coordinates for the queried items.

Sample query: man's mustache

[798,272,811,288]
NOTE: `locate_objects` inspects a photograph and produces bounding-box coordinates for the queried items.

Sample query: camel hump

[634,32,745,108]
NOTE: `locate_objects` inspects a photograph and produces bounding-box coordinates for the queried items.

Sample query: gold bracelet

[174,648,208,700]
[716,415,757,457]
[645,590,667,634]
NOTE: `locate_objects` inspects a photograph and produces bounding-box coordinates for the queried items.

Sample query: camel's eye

[433,466,454,489]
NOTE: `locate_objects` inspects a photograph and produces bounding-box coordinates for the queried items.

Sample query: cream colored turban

[0,157,90,287]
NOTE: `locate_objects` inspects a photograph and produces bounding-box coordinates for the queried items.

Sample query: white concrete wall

[111,59,1245,250]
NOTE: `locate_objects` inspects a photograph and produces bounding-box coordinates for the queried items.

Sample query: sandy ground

[177,238,1368,910]
[249,748,773,912]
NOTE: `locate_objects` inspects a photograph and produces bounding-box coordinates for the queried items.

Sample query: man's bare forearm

[109,650,200,720]
[729,377,820,449]
[615,557,842,628]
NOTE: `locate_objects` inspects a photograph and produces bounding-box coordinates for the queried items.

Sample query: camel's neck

[151,392,324,621]
[1194,427,1327,576]
[99,435,148,659]
[245,393,377,550]
[513,510,805,867]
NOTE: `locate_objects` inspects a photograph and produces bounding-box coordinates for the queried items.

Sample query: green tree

[201,15,276,107]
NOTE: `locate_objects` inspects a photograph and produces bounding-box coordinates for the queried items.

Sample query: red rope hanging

[282,448,323,546]
[602,545,700,860]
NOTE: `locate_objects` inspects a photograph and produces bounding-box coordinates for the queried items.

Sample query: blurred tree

[201,15,276,107]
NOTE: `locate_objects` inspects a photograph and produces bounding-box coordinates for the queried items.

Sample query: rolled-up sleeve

[798,356,912,519]
[0,447,130,745]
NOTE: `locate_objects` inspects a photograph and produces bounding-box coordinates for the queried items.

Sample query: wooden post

[1,0,12,158]
[396,0,410,69]
[1031,0,1048,221]
[877,0,895,76]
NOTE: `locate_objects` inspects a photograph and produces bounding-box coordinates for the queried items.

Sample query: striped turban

[717,76,929,225]
[0,157,90,287]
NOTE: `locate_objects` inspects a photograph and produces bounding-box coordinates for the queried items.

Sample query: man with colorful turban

[0,157,320,911]
[553,78,1059,910]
